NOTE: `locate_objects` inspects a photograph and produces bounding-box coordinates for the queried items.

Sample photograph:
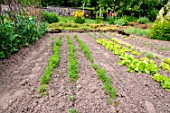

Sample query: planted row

[153,74,170,92]
[74,35,116,100]
[96,38,169,92]
[74,35,94,63]
[161,58,170,74]
[38,36,62,96]
[66,35,78,82]
[100,33,142,56]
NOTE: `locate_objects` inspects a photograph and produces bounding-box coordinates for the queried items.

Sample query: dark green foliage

[41,11,59,23]
[149,20,170,41]
[0,15,47,59]
[66,35,78,82]
[39,36,62,95]
[137,17,150,24]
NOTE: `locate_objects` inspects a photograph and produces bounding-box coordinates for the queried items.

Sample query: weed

[114,101,119,107]
[145,52,154,59]
[68,94,77,101]
[38,84,47,96]
[68,108,78,113]
[159,47,169,51]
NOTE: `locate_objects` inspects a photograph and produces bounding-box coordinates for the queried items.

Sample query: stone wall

[1,5,94,18]
[45,6,94,18]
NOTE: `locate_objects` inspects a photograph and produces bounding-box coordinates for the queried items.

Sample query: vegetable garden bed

[0,32,170,113]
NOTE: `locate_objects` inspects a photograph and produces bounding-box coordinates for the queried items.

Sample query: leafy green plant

[164,58,170,65]
[41,11,59,23]
[38,36,62,96]
[0,15,47,59]
[137,17,150,24]
[66,35,78,82]
[119,54,158,74]
[161,62,170,73]
[97,38,158,75]
[153,74,170,92]
[149,20,170,41]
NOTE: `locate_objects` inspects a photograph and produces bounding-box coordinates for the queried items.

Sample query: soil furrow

[32,35,71,113]
[69,34,116,113]
[106,32,170,57]
[75,33,170,113]
[0,34,54,112]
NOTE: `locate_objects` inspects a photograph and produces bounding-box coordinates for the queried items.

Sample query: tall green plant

[0,15,47,59]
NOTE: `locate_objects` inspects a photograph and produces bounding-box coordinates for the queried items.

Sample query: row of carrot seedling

[74,35,116,101]
[38,36,62,96]
[66,35,79,113]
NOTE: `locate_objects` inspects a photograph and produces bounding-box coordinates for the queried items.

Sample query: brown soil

[106,32,170,57]
[0,32,170,113]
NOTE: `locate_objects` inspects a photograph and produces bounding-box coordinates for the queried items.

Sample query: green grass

[66,35,78,82]
[38,35,62,96]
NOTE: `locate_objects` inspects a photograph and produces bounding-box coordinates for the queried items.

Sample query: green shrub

[41,11,59,23]
[149,20,170,41]
[0,15,47,59]
[124,27,150,37]
[137,17,150,24]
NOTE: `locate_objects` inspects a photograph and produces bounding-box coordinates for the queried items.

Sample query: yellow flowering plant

[73,11,85,24]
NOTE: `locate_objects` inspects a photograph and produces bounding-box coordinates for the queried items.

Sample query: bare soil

[0,32,170,113]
